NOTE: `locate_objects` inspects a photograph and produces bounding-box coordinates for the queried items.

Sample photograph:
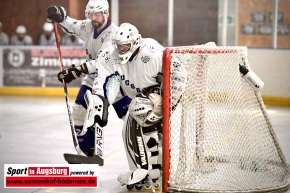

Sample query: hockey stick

[53,22,104,165]
[53,21,86,156]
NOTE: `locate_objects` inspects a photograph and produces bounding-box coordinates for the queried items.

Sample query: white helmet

[112,23,141,64]
[85,0,109,19]
[16,25,26,34]
[43,22,53,32]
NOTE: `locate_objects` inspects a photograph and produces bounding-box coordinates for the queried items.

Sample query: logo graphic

[141,56,150,63]
[4,164,99,188]
[7,49,25,67]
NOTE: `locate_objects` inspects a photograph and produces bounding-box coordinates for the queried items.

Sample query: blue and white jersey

[59,16,118,87]
[87,38,165,100]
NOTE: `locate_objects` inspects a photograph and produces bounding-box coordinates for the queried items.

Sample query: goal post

[162,45,290,193]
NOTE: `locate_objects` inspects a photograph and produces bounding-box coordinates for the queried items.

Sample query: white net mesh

[164,46,290,192]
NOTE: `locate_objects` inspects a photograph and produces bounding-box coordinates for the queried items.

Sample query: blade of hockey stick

[64,153,104,166]
[53,21,86,156]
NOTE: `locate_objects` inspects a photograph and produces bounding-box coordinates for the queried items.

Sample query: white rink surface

[0,95,289,193]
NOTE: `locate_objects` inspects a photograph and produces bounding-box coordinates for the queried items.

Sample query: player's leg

[72,84,95,156]
[118,113,161,186]
[72,61,130,156]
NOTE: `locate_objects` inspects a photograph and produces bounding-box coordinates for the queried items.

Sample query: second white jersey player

[58,8,117,87]
[48,0,132,157]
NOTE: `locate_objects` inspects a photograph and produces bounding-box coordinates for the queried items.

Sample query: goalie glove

[57,64,81,83]
[129,92,162,127]
[47,6,67,23]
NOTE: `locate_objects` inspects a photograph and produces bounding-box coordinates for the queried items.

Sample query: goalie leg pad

[142,125,161,181]
[122,114,161,184]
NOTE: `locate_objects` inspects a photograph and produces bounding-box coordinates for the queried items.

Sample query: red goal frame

[162,46,239,192]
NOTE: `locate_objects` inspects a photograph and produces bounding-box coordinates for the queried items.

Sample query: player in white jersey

[39,22,56,46]
[47,0,131,156]
[59,22,187,190]
[10,25,33,45]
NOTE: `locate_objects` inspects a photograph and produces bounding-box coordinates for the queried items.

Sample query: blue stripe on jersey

[59,23,74,35]
[93,20,112,39]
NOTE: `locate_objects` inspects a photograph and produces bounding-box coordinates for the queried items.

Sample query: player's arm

[56,63,88,84]
[47,6,87,39]
[56,47,111,83]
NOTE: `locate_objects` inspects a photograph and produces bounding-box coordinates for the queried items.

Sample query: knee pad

[72,103,87,127]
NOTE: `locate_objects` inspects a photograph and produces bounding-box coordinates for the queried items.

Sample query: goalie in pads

[67,22,187,189]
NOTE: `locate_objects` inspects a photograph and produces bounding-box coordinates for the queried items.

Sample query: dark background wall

[1,0,289,48]
[119,0,218,46]
[119,0,168,45]
[173,0,218,45]
[0,0,86,45]
[0,0,217,47]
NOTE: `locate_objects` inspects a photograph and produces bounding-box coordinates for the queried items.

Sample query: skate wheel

[154,182,161,190]
[144,184,151,190]
[135,184,143,190]
[126,184,134,190]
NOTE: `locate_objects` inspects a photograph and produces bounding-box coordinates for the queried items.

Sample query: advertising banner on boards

[3,46,86,87]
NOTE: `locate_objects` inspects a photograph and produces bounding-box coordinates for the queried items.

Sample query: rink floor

[0,95,289,193]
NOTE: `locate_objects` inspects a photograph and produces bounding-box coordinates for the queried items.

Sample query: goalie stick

[53,21,103,165]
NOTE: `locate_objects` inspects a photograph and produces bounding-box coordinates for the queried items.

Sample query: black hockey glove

[47,6,67,23]
[57,64,81,83]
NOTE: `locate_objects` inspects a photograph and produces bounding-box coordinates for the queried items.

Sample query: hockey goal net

[162,45,290,193]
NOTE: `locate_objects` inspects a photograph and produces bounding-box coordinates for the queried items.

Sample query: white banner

[4,164,99,188]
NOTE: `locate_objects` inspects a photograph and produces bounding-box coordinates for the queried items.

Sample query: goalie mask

[85,0,109,19]
[112,23,141,64]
